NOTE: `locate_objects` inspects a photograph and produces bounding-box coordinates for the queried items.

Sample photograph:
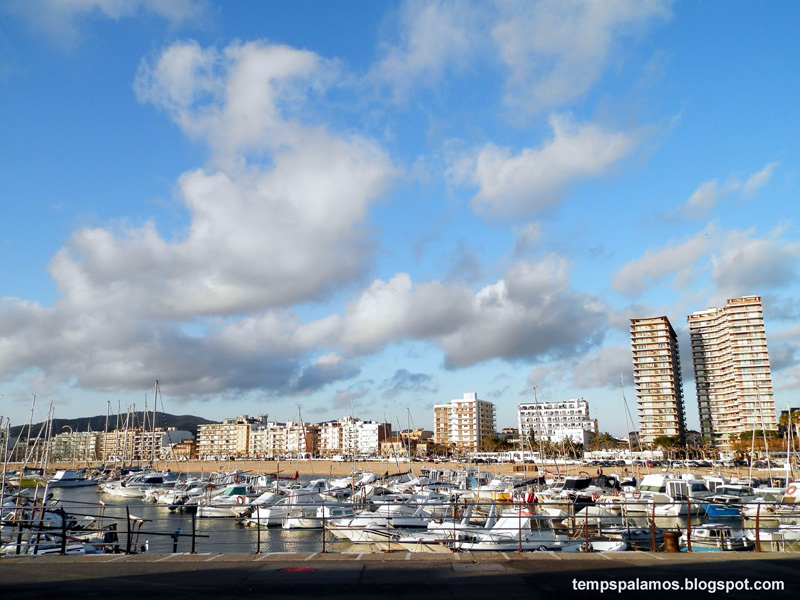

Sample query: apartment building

[196,416,253,459]
[99,428,173,462]
[517,397,598,446]
[50,431,101,462]
[630,316,687,446]
[249,421,289,458]
[433,392,496,451]
[688,295,777,448]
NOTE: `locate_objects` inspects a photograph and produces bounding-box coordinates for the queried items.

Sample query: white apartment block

[433,392,496,451]
[630,316,687,446]
[248,421,289,458]
[688,295,777,448]
[517,398,598,446]
[317,417,391,457]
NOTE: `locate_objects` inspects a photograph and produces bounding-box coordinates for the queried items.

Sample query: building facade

[517,398,598,446]
[196,416,253,459]
[688,295,777,448]
[433,392,496,451]
[630,316,687,446]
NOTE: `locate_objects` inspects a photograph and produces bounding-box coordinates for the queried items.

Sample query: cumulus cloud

[337,255,608,369]
[460,114,639,219]
[437,256,608,367]
[0,39,397,402]
[492,0,672,112]
[339,274,473,354]
[46,41,395,320]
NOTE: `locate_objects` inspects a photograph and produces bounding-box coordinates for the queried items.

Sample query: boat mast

[152,380,159,466]
[620,375,636,483]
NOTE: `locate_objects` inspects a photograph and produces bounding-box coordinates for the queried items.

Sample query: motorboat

[47,470,97,488]
[680,524,754,551]
[453,509,581,552]
[701,484,757,517]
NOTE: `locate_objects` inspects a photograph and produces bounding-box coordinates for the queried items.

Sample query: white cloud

[369,0,479,102]
[6,0,206,45]
[742,161,778,197]
[134,40,334,166]
[570,344,632,389]
[464,114,639,219]
[684,179,725,217]
[678,162,779,219]
[612,226,714,296]
[492,0,672,112]
[613,225,800,300]
[338,274,473,354]
[710,228,800,298]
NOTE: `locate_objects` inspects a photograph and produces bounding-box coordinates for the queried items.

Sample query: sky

[1,0,799,436]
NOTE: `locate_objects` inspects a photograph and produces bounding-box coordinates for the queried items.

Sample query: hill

[9,412,218,438]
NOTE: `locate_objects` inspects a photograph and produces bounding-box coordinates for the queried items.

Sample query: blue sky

[1,0,799,435]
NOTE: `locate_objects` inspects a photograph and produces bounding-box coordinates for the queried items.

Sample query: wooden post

[584,505,590,552]
[755,503,762,552]
[650,502,657,552]
[686,503,692,552]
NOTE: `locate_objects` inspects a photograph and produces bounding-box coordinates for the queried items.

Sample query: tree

[479,434,513,452]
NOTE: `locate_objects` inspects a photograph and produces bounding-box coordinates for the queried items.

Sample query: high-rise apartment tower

[688,295,776,448]
[433,392,496,451]
[630,316,687,446]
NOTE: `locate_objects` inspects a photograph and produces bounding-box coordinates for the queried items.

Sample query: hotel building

[688,295,777,448]
[433,392,496,451]
[517,397,598,446]
[630,316,687,446]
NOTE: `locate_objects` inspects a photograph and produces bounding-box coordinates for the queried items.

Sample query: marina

[3,463,799,557]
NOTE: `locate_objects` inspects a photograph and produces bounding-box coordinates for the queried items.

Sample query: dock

[1,552,799,599]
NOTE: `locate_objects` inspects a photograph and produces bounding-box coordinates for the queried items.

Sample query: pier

[1,552,799,599]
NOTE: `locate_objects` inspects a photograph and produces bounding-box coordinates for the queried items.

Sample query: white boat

[680,524,754,551]
[326,503,431,541]
[244,489,325,527]
[197,484,257,518]
[454,509,581,552]
[99,471,178,498]
[744,524,800,552]
[47,470,97,488]
[283,503,355,529]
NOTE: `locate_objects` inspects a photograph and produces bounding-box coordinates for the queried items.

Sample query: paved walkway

[2,551,799,599]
